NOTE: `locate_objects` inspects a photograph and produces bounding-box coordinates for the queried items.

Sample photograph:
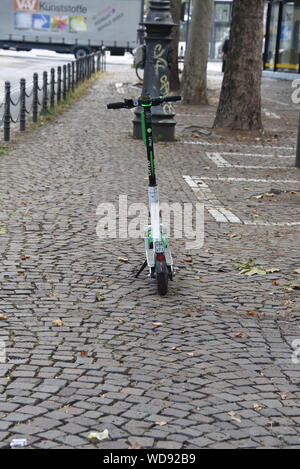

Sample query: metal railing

[0,50,106,142]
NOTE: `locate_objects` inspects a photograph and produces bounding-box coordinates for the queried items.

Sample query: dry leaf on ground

[253,402,263,411]
[234,332,245,338]
[0,314,7,320]
[228,411,241,423]
[52,319,64,326]
[118,257,128,263]
[246,311,257,317]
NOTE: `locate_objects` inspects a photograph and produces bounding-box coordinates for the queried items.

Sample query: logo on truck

[14,0,39,11]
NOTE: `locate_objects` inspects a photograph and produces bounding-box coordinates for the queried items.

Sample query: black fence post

[41,71,48,115]
[296,113,300,168]
[67,63,71,93]
[97,52,100,72]
[4,81,11,142]
[32,73,38,123]
[50,68,55,108]
[20,78,26,132]
[57,66,62,103]
[63,65,67,100]
[71,61,75,91]
[76,59,79,86]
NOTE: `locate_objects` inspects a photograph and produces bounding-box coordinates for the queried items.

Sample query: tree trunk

[213,0,264,131]
[181,0,213,104]
[169,0,181,92]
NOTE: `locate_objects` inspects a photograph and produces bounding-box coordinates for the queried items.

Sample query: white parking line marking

[183,175,242,224]
[181,141,294,150]
[205,152,292,170]
[221,152,293,159]
[192,176,300,183]
[183,175,300,226]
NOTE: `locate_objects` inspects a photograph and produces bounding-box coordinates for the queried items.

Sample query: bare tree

[181,0,214,104]
[213,0,264,131]
[169,0,182,92]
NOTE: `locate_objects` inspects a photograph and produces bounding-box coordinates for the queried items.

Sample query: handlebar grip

[164,96,181,102]
[107,102,125,109]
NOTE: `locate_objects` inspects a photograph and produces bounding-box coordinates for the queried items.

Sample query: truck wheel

[74,48,89,59]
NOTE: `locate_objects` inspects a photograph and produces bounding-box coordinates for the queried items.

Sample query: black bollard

[57,66,62,103]
[32,73,38,123]
[50,68,55,108]
[4,81,11,142]
[20,78,26,132]
[63,65,67,100]
[41,71,48,115]
[296,113,300,168]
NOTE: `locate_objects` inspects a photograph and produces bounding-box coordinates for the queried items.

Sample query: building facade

[264,0,300,73]
[210,0,233,59]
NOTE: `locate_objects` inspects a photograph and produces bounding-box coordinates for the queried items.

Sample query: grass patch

[28,71,103,131]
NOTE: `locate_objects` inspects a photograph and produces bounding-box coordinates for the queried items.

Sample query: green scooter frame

[107,95,181,295]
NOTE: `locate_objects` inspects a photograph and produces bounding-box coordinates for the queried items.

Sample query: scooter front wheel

[155,258,168,296]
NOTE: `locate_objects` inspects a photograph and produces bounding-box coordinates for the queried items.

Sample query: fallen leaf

[118,257,128,263]
[155,421,167,426]
[20,256,30,261]
[280,394,288,400]
[191,132,200,138]
[272,281,280,286]
[96,292,104,302]
[99,168,103,173]
[116,317,125,324]
[253,402,263,411]
[171,346,182,352]
[294,269,300,274]
[80,351,88,357]
[228,411,241,423]
[52,319,64,327]
[152,322,164,326]
[184,259,193,263]
[0,314,7,320]
[234,332,245,338]
[128,444,144,449]
[129,324,140,329]
[291,284,300,290]
[87,429,109,441]
[0,228,7,235]
[246,311,257,317]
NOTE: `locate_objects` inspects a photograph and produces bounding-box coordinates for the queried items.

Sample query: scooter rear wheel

[155,259,168,296]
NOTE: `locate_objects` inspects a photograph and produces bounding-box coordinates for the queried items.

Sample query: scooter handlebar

[107,102,126,109]
[163,96,181,102]
[107,96,181,110]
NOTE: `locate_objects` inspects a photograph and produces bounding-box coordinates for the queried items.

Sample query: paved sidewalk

[0,65,300,449]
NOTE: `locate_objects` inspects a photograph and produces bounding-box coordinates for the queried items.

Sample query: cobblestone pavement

[0,64,300,449]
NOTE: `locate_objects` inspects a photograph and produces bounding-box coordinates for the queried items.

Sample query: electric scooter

[107,95,181,295]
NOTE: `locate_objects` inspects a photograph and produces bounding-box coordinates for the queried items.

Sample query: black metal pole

[71,61,75,91]
[32,73,38,123]
[133,0,177,141]
[41,71,48,115]
[20,78,26,132]
[63,65,67,100]
[296,113,300,168]
[67,63,71,92]
[50,68,55,108]
[4,81,11,142]
[57,66,62,102]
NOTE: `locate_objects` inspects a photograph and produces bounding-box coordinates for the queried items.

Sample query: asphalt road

[0,49,135,126]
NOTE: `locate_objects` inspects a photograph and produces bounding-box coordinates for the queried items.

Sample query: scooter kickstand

[135,260,148,278]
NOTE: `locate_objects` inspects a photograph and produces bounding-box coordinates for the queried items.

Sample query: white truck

[0,0,142,57]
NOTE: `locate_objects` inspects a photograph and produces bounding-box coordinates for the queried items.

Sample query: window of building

[277,2,300,72]
[265,2,280,69]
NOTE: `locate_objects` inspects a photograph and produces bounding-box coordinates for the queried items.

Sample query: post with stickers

[133,0,177,141]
